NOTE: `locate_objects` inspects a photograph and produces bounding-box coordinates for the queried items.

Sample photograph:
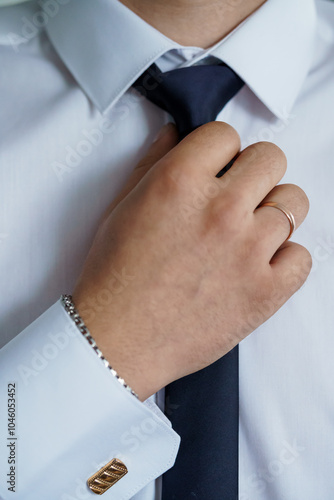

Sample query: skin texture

[73,123,311,401]
[119,0,266,48]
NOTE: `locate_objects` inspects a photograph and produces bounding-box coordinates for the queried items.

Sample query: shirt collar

[44,0,317,119]
[44,0,178,113]
[209,0,317,119]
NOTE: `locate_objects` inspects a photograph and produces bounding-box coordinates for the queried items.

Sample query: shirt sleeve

[0,301,180,500]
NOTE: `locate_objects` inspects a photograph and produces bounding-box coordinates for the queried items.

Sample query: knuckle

[298,246,313,273]
[154,159,188,196]
[286,183,310,213]
[221,123,241,151]
[257,141,287,162]
[193,121,241,149]
[216,122,241,147]
[247,141,287,175]
[284,246,313,290]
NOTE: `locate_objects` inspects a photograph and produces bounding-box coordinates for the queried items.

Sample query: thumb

[108,123,178,212]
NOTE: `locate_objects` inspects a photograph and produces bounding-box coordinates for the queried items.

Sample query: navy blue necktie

[134,63,244,499]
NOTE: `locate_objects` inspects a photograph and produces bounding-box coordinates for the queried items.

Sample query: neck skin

[120,0,266,48]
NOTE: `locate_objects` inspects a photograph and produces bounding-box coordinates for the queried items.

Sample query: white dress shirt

[0,0,333,498]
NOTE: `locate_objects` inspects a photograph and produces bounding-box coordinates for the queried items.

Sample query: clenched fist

[73,122,311,400]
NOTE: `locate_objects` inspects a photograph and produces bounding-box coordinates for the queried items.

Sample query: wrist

[71,291,164,401]
[61,294,141,399]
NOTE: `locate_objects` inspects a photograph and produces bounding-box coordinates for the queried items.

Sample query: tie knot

[134,63,244,139]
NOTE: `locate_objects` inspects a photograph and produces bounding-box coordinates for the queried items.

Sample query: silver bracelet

[60,294,139,399]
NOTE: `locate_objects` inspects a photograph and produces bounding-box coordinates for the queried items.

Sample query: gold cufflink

[87,458,128,495]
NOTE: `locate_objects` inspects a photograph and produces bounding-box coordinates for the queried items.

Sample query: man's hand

[73,122,311,401]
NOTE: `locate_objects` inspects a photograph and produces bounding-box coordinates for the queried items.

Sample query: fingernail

[153,122,174,142]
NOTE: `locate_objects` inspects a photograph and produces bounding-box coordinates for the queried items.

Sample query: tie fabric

[133,62,244,140]
[133,62,244,499]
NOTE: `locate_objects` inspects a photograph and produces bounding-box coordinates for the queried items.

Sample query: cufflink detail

[87,458,128,495]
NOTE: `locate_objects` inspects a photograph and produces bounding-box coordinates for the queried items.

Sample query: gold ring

[259,201,296,241]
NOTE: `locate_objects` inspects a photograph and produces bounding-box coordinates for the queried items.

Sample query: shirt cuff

[0,301,180,500]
